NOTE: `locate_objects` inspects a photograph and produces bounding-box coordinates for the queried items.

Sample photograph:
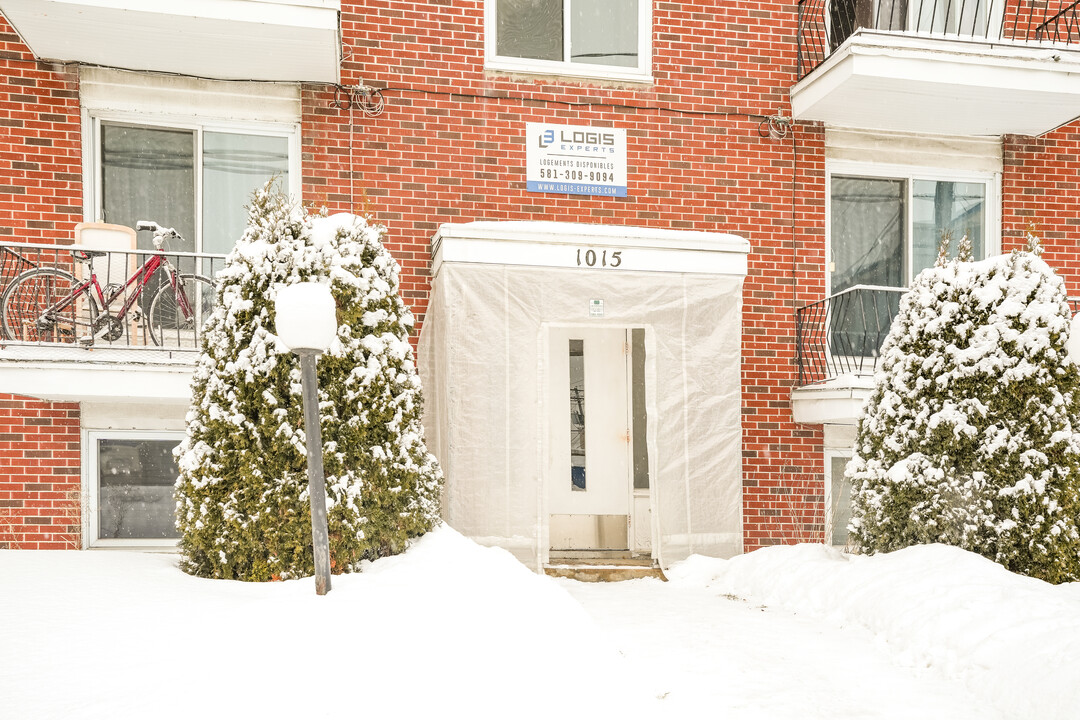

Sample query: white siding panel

[80,67,301,125]
[825,128,1002,174]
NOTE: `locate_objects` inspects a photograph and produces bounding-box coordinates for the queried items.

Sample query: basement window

[88,431,183,546]
[826,452,853,548]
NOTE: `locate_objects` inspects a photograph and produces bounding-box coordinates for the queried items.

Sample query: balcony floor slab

[0,344,197,403]
[793,31,1080,136]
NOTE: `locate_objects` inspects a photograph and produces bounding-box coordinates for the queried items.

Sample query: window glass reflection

[571,0,638,67]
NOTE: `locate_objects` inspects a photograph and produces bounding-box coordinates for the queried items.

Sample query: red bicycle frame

[64,251,191,330]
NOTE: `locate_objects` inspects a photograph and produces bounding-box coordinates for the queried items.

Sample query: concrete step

[543,559,667,583]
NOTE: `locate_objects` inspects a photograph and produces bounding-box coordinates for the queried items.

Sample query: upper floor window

[829,0,1005,49]
[487,0,651,82]
[829,168,996,295]
[826,163,998,358]
[80,67,302,256]
[91,120,295,256]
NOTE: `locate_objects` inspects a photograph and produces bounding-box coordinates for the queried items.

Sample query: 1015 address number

[576,248,623,268]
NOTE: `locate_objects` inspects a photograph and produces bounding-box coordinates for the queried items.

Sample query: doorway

[546,326,650,555]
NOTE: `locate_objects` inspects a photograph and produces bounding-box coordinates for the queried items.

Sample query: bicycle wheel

[147,274,215,348]
[1,267,97,343]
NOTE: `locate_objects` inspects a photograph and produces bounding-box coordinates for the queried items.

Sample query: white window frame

[824,160,1002,298]
[83,429,185,549]
[485,0,652,83]
[82,111,302,254]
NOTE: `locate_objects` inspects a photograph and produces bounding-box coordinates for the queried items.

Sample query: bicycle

[0,221,215,348]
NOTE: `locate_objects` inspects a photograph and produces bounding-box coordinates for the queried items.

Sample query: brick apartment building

[1,1,1079,570]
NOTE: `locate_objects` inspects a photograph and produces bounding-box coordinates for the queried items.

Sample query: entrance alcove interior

[419,221,749,570]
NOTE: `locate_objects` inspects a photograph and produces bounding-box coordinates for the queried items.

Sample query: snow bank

[0,525,637,719]
[669,543,1080,720]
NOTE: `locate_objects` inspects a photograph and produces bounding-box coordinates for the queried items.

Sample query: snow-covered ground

[2,526,1077,719]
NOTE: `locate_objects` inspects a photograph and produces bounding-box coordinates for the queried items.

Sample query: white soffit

[431,221,751,277]
[824,127,1002,173]
[0,347,195,403]
[791,376,876,426]
[0,0,340,83]
[792,32,1080,137]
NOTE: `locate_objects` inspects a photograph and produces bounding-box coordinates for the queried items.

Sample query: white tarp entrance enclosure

[419,222,750,570]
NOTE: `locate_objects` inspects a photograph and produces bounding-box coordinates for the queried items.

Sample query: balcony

[792,285,905,424]
[0,0,340,83]
[793,0,1080,136]
[792,284,1080,424]
[0,242,225,404]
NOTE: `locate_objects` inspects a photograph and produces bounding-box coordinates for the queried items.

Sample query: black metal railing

[797,286,1080,386]
[798,0,1080,78]
[795,284,907,386]
[1036,1,1080,41]
[0,240,224,351]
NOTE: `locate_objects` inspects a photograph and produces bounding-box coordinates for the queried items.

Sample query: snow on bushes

[174,189,442,581]
[847,239,1080,583]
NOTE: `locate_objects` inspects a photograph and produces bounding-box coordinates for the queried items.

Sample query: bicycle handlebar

[136,220,182,250]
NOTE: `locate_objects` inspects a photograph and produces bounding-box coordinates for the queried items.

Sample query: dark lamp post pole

[298,349,332,596]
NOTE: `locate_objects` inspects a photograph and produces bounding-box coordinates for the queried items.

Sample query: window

[830,173,990,294]
[87,432,183,546]
[826,452,853,547]
[487,0,651,81]
[92,120,293,256]
[569,338,586,491]
[827,165,997,356]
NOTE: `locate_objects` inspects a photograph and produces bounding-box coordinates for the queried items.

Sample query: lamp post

[275,282,338,596]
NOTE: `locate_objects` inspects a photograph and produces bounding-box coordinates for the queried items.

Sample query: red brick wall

[0,16,81,243]
[25,2,1080,554]
[1003,126,1080,296]
[0,396,81,549]
[0,14,84,549]
[303,1,828,550]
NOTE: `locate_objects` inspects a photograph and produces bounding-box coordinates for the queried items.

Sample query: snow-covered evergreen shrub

[847,242,1080,583]
[174,189,442,581]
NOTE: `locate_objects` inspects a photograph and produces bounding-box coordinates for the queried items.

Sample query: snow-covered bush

[174,189,442,581]
[847,240,1080,583]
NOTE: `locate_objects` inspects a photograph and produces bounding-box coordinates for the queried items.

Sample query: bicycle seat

[72,249,108,262]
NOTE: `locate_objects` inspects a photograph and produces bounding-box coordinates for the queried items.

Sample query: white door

[547,326,632,551]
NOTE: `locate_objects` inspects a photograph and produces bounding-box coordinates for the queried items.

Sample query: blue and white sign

[526,122,627,197]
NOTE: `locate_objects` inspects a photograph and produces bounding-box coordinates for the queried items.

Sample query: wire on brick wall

[333,84,385,117]
[791,123,800,318]
[758,115,792,140]
[325,82,774,122]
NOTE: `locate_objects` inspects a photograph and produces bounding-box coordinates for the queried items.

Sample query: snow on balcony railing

[0,241,224,353]
[797,0,1080,78]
